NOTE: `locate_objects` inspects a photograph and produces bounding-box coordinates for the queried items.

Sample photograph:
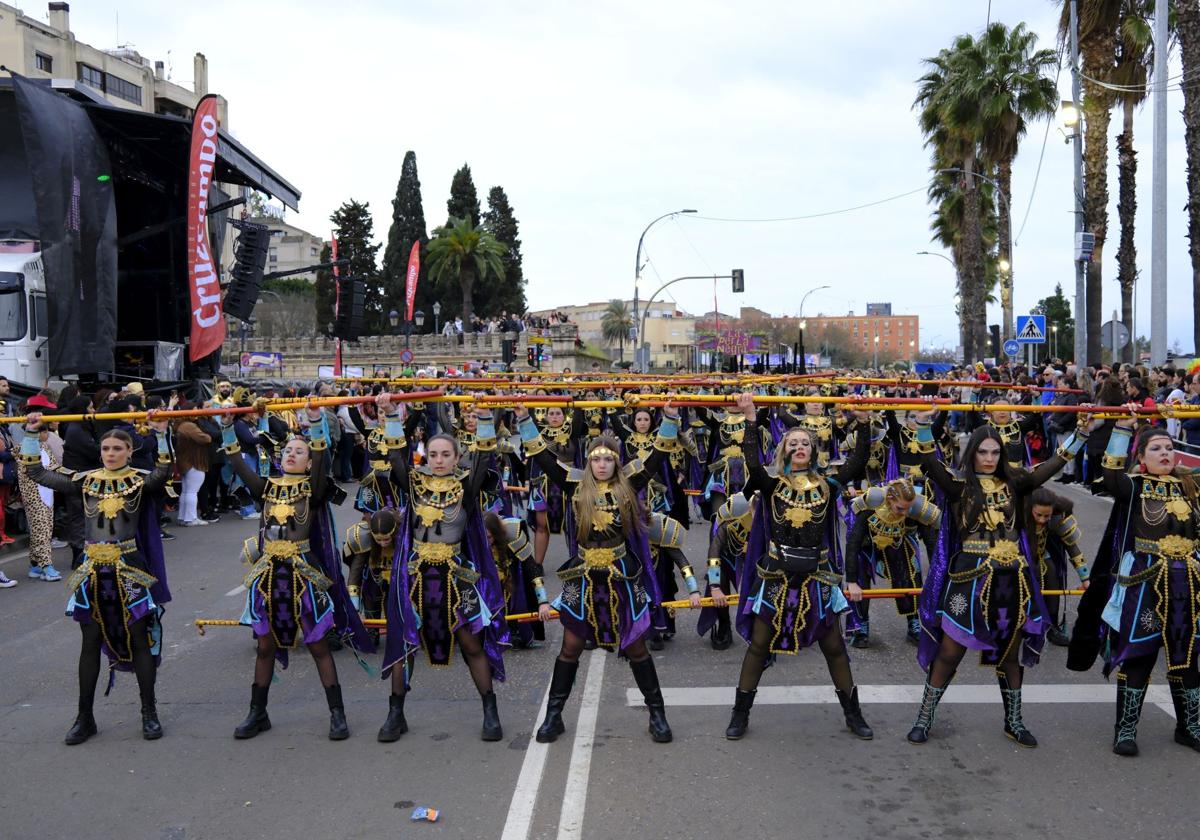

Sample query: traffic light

[527,346,536,366]
[989,324,1000,360]
[224,220,270,321]
[731,269,744,293]
[332,276,365,340]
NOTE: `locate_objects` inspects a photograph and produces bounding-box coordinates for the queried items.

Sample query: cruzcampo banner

[404,240,420,321]
[186,94,224,361]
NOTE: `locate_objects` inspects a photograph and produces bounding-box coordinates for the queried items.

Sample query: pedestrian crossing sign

[1015,314,1046,343]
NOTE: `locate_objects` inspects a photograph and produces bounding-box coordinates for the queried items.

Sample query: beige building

[529,299,696,369]
[0,1,228,124]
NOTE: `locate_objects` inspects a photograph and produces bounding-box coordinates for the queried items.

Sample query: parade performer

[343,508,399,623]
[376,395,509,743]
[698,493,754,650]
[1086,413,1200,756]
[777,386,842,471]
[844,479,941,647]
[1027,487,1089,647]
[223,405,372,741]
[905,408,1088,747]
[614,407,700,648]
[527,404,584,579]
[696,400,770,521]
[354,403,420,516]
[484,511,546,649]
[20,412,173,744]
[884,408,950,490]
[514,398,681,743]
[970,398,1041,470]
[724,393,874,741]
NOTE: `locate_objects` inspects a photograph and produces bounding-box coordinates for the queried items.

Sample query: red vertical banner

[186,94,225,361]
[331,235,342,376]
[404,240,420,321]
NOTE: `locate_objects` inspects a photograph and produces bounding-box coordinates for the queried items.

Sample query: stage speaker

[224,220,270,321]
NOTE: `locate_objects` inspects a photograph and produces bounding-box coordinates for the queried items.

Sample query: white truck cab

[0,241,50,388]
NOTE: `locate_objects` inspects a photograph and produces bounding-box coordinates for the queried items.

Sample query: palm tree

[425,216,506,328]
[958,22,1059,340]
[1178,1,1200,350]
[1112,2,1153,363]
[1061,0,1123,362]
[916,39,988,362]
[600,299,633,362]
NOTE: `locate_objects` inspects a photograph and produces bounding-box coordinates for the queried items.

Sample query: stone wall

[223,323,592,379]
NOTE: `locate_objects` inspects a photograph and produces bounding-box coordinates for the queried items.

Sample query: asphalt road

[0,479,1193,840]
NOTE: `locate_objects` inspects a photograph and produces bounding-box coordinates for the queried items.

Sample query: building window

[78,63,103,90]
[36,52,53,73]
[105,74,142,105]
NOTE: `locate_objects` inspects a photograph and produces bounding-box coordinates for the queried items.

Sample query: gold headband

[371,523,398,541]
[588,446,618,460]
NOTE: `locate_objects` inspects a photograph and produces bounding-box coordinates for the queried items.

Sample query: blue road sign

[1003,339,1021,357]
[1015,315,1046,344]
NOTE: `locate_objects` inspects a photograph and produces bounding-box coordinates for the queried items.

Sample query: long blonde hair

[772,427,818,474]
[574,433,645,542]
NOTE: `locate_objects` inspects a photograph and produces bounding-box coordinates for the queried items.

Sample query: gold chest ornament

[776,474,825,528]
[628,432,654,462]
[412,471,465,528]
[870,508,906,549]
[1142,476,1193,520]
[82,468,144,520]
[978,476,1011,530]
[803,415,833,442]
[264,475,311,525]
[719,414,746,445]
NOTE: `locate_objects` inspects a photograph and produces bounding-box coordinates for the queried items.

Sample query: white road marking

[557,650,606,840]
[224,585,246,597]
[499,678,555,840]
[628,683,1174,709]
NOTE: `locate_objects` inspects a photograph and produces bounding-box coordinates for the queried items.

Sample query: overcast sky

[63,0,1194,352]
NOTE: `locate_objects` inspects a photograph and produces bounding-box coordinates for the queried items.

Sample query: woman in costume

[223,405,371,741]
[376,395,509,743]
[1027,487,1089,647]
[724,393,873,741]
[527,403,584,581]
[484,511,546,649]
[904,408,1088,747]
[1090,413,1200,756]
[21,412,173,744]
[343,508,400,624]
[844,478,941,647]
[700,493,754,650]
[514,399,681,743]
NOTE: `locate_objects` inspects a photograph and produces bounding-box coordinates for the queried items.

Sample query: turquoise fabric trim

[1106,428,1133,458]
[20,436,39,457]
[915,423,933,444]
[519,416,539,442]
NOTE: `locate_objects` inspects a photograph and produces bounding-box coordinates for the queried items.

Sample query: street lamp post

[633,208,697,372]
[873,333,880,370]
[796,284,830,374]
[918,251,963,360]
[1052,323,1058,360]
[432,301,442,337]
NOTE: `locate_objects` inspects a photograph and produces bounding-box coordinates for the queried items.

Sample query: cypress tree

[447,164,481,228]
[381,151,431,325]
[328,199,383,334]
[480,185,527,316]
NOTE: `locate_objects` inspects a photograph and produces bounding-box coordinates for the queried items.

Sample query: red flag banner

[404,240,420,321]
[186,94,224,361]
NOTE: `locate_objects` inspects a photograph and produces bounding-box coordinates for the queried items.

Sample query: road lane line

[224,585,246,597]
[499,678,555,840]
[629,683,1174,708]
[556,650,606,840]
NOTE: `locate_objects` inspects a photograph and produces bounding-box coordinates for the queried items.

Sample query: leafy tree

[314,242,335,332]
[1031,283,1075,363]
[1180,0,1200,349]
[480,185,527,316]
[1113,1,1153,363]
[426,216,506,328]
[600,299,633,361]
[381,151,431,326]
[447,164,481,228]
[329,199,383,333]
[960,22,1058,339]
[263,277,315,297]
[1059,0,1123,362]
